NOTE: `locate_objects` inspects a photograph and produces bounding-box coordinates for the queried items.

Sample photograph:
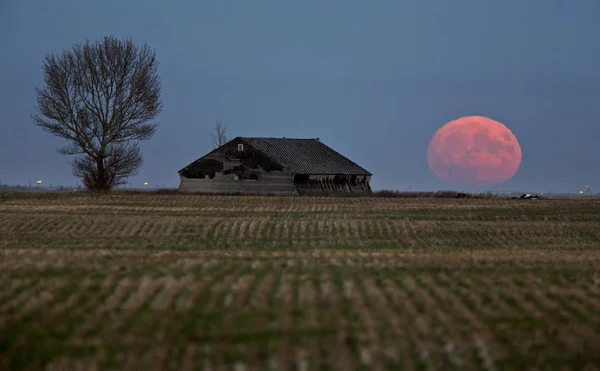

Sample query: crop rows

[1,192,600,370]
[1,214,598,251]
[1,250,600,370]
[2,193,600,251]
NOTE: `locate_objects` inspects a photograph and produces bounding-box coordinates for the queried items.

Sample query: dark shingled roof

[238,137,371,175]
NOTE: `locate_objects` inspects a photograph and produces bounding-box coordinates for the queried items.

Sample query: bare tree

[211,119,228,149]
[33,36,162,191]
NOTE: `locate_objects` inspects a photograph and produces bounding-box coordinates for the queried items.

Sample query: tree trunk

[96,159,107,191]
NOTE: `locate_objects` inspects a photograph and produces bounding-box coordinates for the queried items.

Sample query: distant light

[580,191,584,194]
[36,180,42,184]
[143,182,149,186]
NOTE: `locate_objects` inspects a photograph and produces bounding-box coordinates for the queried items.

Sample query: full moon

[427,116,522,185]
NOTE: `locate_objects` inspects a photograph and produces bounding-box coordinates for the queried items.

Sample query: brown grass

[1,192,600,370]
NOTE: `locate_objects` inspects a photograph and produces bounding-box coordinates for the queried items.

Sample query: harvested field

[1,192,600,370]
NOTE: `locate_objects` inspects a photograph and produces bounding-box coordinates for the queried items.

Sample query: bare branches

[33,36,162,191]
[211,119,228,149]
[72,143,143,189]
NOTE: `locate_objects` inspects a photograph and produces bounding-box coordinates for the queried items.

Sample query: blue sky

[1,1,599,192]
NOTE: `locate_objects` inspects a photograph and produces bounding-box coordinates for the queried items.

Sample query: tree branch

[33,36,162,191]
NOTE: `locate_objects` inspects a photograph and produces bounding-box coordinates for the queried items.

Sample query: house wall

[178,140,298,196]
[178,172,298,196]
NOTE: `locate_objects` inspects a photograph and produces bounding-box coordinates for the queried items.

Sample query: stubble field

[1,191,599,370]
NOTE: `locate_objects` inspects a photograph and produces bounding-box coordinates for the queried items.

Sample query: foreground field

[1,192,600,370]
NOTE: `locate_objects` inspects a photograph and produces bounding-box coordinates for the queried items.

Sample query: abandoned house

[178,137,372,195]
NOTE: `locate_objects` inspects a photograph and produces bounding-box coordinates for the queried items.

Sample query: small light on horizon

[143,182,149,186]
[36,180,42,184]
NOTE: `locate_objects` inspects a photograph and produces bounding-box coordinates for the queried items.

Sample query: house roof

[238,137,371,175]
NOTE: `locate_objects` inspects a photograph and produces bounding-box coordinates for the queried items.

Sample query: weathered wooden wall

[294,175,372,195]
[178,172,298,195]
[178,140,298,196]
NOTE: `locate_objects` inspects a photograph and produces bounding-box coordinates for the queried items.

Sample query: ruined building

[178,137,372,195]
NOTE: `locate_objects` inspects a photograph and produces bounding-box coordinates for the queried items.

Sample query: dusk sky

[1,1,599,192]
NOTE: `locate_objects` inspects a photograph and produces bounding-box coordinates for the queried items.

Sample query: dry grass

[1,191,599,251]
[1,192,600,370]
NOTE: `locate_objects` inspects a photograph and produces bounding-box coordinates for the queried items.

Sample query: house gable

[179,138,284,180]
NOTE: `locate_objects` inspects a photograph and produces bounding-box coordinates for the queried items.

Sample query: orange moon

[427,116,522,185]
